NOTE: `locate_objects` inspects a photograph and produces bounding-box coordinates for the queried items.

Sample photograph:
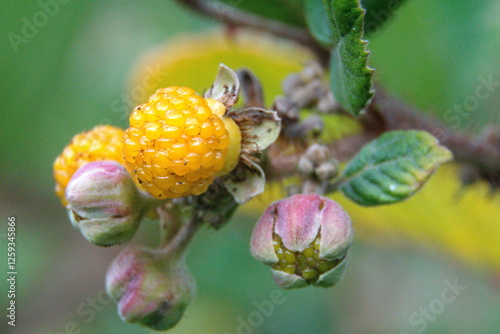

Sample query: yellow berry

[204,98,241,176]
[123,87,241,199]
[53,125,125,206]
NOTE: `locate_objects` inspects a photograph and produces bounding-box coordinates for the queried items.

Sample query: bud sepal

[251,194,353,289]
[205,64,282,204]
[65,161,154,246]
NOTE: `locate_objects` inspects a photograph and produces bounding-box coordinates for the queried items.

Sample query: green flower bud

[251,194,353,289]
[106,246,195,331]
[65,161,149,246]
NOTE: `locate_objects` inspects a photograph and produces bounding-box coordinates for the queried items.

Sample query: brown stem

[267,90,500,188]
[367,90,500,184]
[178,0,500,188]
[175,0,330,65]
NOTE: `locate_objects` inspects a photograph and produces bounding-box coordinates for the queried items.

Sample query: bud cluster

[298,143,338,182]
[282,61,337,113]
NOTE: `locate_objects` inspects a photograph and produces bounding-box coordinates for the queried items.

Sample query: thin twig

[367,90,500,185]
[158,213,201,256]
[176,0,330,64]
[157,203,184,248]
[266,90,500,188]
[157,202,203,255]
[177,0,500,188]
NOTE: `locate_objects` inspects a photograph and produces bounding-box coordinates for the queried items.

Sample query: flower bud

[298,144,338,181]
[251,194,353,289]
[106,246,195,331]
[65,161,148,246]
[315,162,338,181]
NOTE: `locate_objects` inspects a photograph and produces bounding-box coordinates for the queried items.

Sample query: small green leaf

[323,0,374,116]
[340,130,453,206]
[305,0,334,47]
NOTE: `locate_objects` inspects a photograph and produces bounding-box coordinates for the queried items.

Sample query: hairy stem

[160,214,201,256]
[157,203,183,248]
[157,205,202,255]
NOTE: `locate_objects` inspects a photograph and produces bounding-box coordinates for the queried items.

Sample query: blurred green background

[0,1,498,333]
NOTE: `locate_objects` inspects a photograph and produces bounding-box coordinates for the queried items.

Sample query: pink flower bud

[251,194,353,289]
[106,246,195,331]
[65,161,148,246]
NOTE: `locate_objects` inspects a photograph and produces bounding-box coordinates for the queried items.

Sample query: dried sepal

[222,160,266,204]
[205,63,240,108]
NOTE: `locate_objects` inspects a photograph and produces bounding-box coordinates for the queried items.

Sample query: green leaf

[340,130,453,206]
[322,0,375,116]
[305,0,333,47]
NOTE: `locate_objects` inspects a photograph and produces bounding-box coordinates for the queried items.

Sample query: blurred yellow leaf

[127,28,315,106]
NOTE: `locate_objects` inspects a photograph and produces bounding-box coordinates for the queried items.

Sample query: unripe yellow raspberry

[123,87,241,199]
[53,125,125,205]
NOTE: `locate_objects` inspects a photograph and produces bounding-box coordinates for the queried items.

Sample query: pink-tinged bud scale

[251,194,354,289]
[65,161,149,246]
[106,246,195,331]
